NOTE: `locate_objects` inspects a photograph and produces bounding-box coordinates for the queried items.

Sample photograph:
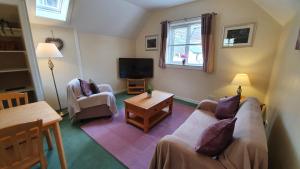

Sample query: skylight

[36,0,70,21]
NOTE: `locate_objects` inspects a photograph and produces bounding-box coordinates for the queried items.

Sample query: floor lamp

[36,43,65,116]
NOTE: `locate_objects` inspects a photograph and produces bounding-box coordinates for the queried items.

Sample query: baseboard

[114,90,199,105]
[174,95,200,105]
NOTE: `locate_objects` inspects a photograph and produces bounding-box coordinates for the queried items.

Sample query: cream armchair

[67,79,118,121]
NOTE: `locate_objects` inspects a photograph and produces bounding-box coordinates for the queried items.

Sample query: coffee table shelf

[127,110,170,131]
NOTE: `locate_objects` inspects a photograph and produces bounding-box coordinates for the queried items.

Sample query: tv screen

[119,58,153,78]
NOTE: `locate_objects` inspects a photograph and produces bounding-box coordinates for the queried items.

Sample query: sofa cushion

[89,79,100,94]
[195,117,237,156]
[79,79,93,96]
[215,95,240,119]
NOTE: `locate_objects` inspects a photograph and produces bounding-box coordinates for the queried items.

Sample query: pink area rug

[80,102,195,169]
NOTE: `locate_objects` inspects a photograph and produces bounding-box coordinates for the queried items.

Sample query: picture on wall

[296,29,300,50]
[145,35,158,51]
[222,23,255,48]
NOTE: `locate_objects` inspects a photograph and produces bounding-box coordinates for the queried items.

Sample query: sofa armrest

[197,99,218,113]
[97,84,113,93]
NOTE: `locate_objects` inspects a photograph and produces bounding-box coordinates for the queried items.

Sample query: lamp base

[58,111,67,117]
[236,85,242,96]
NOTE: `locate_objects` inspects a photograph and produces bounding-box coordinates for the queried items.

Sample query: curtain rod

[161,12,217,24]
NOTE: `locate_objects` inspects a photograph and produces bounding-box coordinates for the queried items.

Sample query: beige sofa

[149,97,267,169]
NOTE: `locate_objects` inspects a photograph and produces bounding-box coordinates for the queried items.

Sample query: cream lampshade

[36,43,63,58]
[35,43,64,116]
[231,73,251,95]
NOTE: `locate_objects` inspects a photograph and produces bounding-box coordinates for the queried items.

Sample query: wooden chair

[0,120,47,169]
[0,92,28,110]
[0,92,53,150]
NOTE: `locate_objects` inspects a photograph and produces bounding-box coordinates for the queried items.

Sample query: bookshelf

[0,4,36,102]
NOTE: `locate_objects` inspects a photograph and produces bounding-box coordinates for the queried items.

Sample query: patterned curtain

[159,21,168,69]
[201,13,216,73]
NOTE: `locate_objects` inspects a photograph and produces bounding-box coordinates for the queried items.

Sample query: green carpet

[33,92,196,169]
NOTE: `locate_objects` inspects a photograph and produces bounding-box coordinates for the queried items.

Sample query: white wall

[31,24,80,109]
[78,32,135,93]
[135,0,282,102]
[31,24,136,109]
[265,12,300,169]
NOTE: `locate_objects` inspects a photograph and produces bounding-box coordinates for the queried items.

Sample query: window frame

[166,18,203,69]
[35,0,72,22]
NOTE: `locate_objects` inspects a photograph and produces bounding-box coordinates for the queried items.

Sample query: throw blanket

[67,79,118,120]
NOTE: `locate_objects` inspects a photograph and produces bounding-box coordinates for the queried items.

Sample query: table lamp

[36,43,64,116]
[231,73,251,96]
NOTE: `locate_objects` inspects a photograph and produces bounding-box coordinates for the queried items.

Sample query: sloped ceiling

[26,0,300,39]
[26,0,148,39]
[124,0,196,9]
[253,0,300,25]
[70,0,148,38]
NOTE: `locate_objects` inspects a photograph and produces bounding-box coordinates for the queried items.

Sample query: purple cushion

[215,95,240,119]
[89,79,100,94]
[195,118,237,156]
[79,79,93,96]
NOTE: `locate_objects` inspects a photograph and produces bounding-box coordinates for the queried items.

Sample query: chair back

[0,92,29,110]
[0,120,46,169]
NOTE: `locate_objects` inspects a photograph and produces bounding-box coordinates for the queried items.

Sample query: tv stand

[127,79,145,94]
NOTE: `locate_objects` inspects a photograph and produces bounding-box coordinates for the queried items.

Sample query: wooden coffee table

[124,90,174,132]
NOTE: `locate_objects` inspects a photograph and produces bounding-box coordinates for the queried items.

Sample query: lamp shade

[232,73,251,86]
[36,43,63,58]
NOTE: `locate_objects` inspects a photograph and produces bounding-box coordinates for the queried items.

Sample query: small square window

[36,0,70,21]
[166,19,203,67]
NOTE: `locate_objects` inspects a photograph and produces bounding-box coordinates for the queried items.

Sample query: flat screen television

[119,58,153,78]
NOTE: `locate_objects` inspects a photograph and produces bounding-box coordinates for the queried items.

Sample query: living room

[0,0,299,169]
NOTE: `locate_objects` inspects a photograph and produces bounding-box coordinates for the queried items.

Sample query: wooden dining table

[0,101,67,169]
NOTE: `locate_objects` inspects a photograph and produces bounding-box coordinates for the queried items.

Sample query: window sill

[166,64,203,70]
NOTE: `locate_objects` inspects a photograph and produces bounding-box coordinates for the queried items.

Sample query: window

[167,18,203,68]
[36,0,70,21]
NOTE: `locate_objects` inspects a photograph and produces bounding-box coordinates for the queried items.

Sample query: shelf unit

[0,4,36,102]
[0,50,26,53]
[0,68,29,73]
[127,79,146,94]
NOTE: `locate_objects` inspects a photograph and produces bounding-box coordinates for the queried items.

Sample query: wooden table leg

[44,129,53,150]
[125,105,130,123]
[169,98,173,114]
[144,117,149,133]
[53,122,67,169]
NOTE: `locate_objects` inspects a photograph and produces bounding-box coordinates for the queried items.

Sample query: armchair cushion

[79,79,92,96]
[77,92,114,109]
[89,79,100,94]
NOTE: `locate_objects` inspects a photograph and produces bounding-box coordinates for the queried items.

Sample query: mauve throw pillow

[89,79,100,94]
[215,95,240,119]
[79,79,93,96]
[195,118,237,156]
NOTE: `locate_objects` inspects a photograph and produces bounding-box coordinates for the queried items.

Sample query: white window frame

[166,18,203,70]
[36,0,71,22]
